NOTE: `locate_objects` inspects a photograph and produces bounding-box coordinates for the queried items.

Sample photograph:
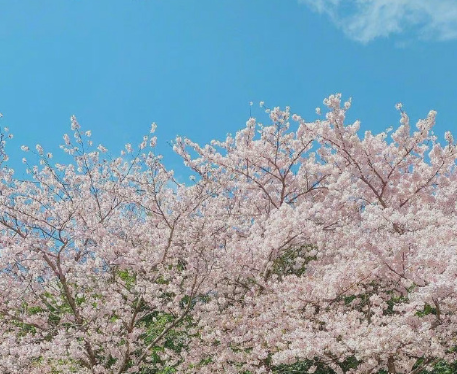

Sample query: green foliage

[384,293,408,316]
[411,359,457,374]
[273,360,331,374]
[271,244,317,279]
[117,269,137,290]
[416,303,437,317]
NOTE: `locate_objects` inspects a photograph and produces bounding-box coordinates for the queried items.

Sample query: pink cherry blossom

[0,95,456,374]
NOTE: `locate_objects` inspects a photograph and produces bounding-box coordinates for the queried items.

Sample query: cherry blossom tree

[0,94,456,374]
[173,96,457,374]
[0,120,221,374]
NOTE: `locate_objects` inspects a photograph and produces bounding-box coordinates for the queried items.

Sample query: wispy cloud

[299,0,457,43]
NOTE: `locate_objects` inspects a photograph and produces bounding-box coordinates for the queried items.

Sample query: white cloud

[299,0,457,43]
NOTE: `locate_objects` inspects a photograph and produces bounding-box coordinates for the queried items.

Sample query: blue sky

[1,0,457,179]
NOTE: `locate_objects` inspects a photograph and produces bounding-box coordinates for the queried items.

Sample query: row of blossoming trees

[0,94,456,374]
